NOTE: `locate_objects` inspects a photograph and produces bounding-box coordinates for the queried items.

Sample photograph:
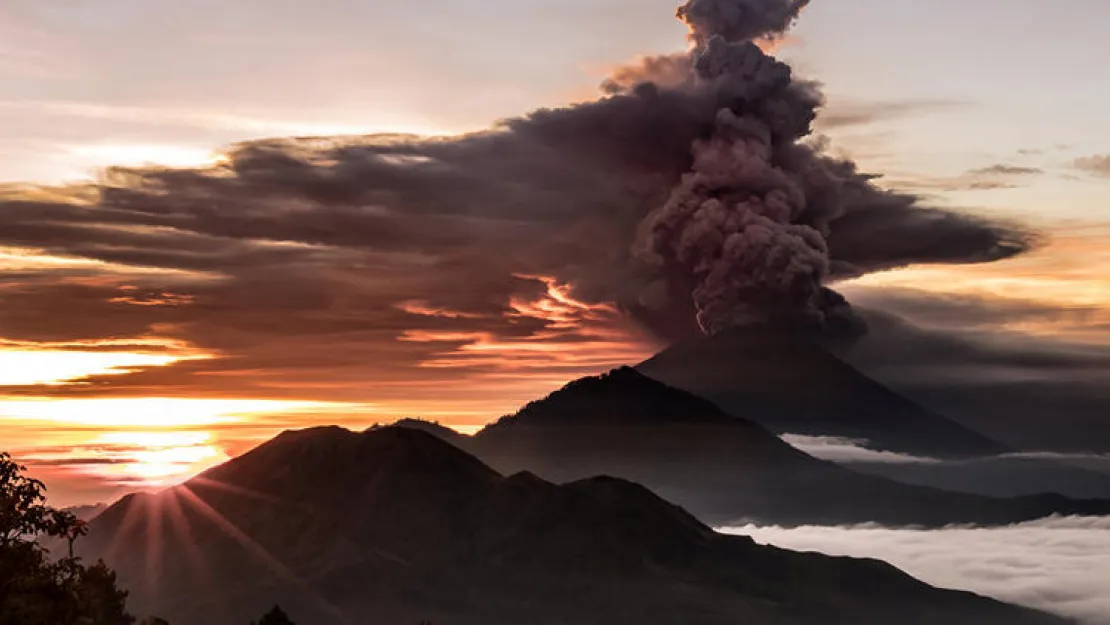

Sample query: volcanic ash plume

[678,0,811,44]
[637,1,889,334]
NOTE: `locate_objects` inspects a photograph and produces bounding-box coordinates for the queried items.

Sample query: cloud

[888,163,1046,193]
[0,101,1027,404]
[780,434,943,464]
[1003,451,1110,463]
[845,288,1104,334]
[816,99,968,130]
[966,165,1044,177]
[780,430,1110,499]
[1073,155,1110,178]
[24,457,131,467]
[721,516,1110,625]
[0,0,1033,414]
[821,297,1110,453]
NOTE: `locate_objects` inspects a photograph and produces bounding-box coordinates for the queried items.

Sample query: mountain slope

[636,327,1010,458]
[78,426,1068,625]
[467,368,1110,527]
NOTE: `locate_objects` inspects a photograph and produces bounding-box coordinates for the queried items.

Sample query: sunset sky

[2,0,1109,505]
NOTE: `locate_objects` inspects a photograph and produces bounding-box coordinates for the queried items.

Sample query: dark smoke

[678,0,811,44]
[633,0,1025,335]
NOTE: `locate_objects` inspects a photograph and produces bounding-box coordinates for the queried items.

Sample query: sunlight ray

[163,489,237,625]
[105,494,150,562]
[143,494,166,604]
[175,486,350,623]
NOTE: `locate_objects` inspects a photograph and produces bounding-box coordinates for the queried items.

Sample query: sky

[2,0,1109,505]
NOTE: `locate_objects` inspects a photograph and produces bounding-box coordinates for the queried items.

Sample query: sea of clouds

[721,516,1110,625]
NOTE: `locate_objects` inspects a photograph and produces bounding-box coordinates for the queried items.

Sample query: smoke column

[678,0,811,44]
[635,0,910,334]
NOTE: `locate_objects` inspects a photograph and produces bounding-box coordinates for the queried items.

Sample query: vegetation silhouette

[0,452,161,625]
[252,605,296,625]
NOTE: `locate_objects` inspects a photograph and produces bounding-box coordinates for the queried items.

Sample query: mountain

[65,502,108,522]
[636,326,1011,458]
[841,454,1110,500]
[77,426,1068,625]
[464,368,1110,527]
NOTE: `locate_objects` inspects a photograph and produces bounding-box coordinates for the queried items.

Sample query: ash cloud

[677,0,811,44]
[0,0,1034,397]
[623,0,1031,334]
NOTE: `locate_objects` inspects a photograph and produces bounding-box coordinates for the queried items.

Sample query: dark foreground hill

[78,427,1068,625]
[464,368,1110,527]
[637,327,1010,458]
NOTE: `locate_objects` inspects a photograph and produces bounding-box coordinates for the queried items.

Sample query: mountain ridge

[461,367,1110,527]
[77,425,1070,625]
[636,326,1011,458]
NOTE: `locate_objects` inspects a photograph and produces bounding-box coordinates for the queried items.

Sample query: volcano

[77,426,1066,625]
[636,326,1011,458]
[465,368,1110,527]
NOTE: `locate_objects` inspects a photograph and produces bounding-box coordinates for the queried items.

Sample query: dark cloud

[677,0,811,44]
[0,0,1033,399]
[823,293,1110,453]
[1073,154,1110,178]
[845,288,1101,331]
[601,53,693,95]
[24,457,131,467]
[615,3,1030,334]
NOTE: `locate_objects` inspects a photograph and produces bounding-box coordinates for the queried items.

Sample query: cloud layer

[780,434,942,464]
[822,297,1110,453]
[780,432,1110,499]
[0,0,1033,406]
[722,516,1110,625]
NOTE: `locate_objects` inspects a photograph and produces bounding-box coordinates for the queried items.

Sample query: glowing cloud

[0,397,351,428]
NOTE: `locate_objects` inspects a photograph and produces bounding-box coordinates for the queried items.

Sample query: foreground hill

[78,427,1067,625]
[637,327,1009,458]
[464,368,1110,526]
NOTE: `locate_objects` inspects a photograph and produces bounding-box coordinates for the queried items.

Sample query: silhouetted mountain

[637,327,1009,458]
[465,368,1110,526]
[842,454,1110,499]
[78,426,1068,625]
[65,502,108,522]
[372,418,464,440]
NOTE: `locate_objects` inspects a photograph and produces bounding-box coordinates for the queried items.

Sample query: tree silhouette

[0,451,138,625]
[252,605,297,625]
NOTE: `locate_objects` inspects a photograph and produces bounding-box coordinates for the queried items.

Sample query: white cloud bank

[780,434,944,464]
[781,434,1110,470]
[721,516,1110,625]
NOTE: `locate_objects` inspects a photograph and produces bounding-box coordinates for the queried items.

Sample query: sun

[109,432,228,486]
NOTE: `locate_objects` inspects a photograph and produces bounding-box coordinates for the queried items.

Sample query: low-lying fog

[721,516,1110,625]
